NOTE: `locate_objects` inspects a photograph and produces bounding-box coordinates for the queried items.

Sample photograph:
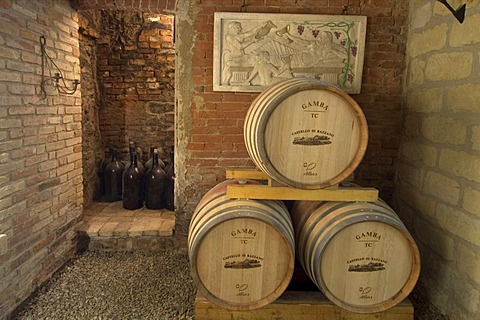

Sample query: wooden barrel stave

[189,199,294,253]
[245,78,306,174]
[246,78,311,178]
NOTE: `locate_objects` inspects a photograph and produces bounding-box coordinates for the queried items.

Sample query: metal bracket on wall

[437,0,466,23]
[39,35,80,99]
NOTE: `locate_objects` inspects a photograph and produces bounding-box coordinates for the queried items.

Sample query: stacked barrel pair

[188,78,420,313]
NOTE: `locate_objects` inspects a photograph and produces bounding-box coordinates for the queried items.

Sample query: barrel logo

[358,286,373,300]
[235,283,250,297]
[223,253,264,269]
[231,228,257,237]
[303,162,318,176]
[347,257,388,273]
[355,231,381,247]
[291,129,334,146]
[231,228,257,244]
[301,100,329,119]
[224,258,262,269]
[348,262,385,272]
[301,100,329,111]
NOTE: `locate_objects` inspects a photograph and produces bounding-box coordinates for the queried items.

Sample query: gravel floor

[13,251,196,320]
[410,283,450,320]
[12,250,448,320]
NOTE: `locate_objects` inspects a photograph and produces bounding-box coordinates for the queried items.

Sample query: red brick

[197,5,216,15]
[0,0,11,8]
[191,126,218,135]
[10,164,35,180]
[23,116,47,126]
[223,134,245,143]
[24,153,48,167]
[218,158,250,167]
[13,186,39,203]
[187,142,206,151]
[219,150,248,158]
[206,119,237,127]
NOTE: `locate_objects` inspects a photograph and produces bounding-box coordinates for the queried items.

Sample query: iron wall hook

[437,0,466,24]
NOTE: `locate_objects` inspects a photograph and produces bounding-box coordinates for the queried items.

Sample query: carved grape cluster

[297,25,304,35]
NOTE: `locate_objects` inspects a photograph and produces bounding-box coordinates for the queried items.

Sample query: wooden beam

[226,168,354,184]
[226,185,378,202]
[225,168,269,180]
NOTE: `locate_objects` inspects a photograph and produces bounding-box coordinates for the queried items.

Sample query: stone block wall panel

[397,1,480,319]
[0,0,83,317]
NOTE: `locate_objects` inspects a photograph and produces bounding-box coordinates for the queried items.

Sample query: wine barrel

[188,179,295,310]
[244,78,368,189]
[291,199,420,314]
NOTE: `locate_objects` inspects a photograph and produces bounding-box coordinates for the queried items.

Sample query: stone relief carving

[214,13,367,94]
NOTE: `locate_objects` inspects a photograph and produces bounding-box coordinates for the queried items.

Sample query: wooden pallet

[225,168,378,202]
[195,290,414,320]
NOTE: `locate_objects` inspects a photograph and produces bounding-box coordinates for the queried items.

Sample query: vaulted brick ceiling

[70,0,175,12]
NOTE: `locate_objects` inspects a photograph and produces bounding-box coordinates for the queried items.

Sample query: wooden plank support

[226,168,269,180]
[226,185,378,201]
[226,168,354,184]
[195,291,414,320]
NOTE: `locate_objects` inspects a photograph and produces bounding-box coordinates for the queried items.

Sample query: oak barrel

[188,179,295,310]
[244,78,368,189]
[291,199,420,313]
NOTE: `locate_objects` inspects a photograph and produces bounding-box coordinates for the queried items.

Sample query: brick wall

[396,2,480,319]
[96,10,175,165]
[76,8,175,206]
[175,0,409,231]
[0,0,83,317]
[72,0,408,226]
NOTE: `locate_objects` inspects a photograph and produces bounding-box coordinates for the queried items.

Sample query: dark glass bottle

[123,152,144,210]
[163,149,174,211]
[124,142,145,174]
[144,149,166,210]
[99,147,115,197]
[104,149,124,202]
[145,146,165,171]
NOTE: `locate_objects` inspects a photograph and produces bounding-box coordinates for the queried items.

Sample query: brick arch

[71,0,175,13]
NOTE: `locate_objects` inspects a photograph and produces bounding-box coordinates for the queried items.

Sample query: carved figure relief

[214,13,367,94]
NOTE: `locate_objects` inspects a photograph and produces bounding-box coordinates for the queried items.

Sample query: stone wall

[79,11,103,207]
[396,1,480,319]
[175,0,409,231]
[0,0,83,317]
